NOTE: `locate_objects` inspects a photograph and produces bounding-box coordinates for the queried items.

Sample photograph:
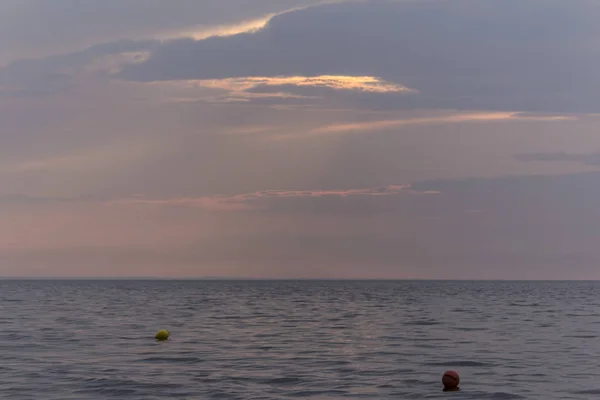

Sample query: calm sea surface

[1,280,600,399]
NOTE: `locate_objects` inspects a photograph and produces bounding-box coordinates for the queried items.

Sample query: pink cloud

[108,184,439,211]
[108,196,255,211]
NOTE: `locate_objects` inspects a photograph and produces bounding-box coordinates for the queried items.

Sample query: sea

[1,279,599,399]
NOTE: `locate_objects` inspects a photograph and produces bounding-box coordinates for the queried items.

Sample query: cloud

[199,75,414,93]
[1,92,594,200]
[7,171,600,278]
[0,40,159,97]
[0,0,327,65]
[156,14,277,42]
[310,112,517,134]
[108,184,437,211]
[118,0,600,113]
[6,1,600,279]
[515,152,600,166]
[0,194,86,205]
[7,0,600,113]
[147,74,416,106]
[154,1,349,41]
[276,111,574,138]
[1,2,341,97]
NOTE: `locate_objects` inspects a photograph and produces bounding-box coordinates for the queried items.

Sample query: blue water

[1,280,600,399]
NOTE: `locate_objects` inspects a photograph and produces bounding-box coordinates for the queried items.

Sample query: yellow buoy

[155,329,170,341]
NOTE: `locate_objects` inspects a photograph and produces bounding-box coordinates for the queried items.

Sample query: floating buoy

[442,370,460,391]
[155,329,170,341]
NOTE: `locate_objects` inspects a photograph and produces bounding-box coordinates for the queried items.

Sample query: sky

[2,0,600,279]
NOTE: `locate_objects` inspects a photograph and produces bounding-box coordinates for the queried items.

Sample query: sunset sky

[2,0,600,279]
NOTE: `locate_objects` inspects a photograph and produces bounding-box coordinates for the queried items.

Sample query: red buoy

[442,370,460,391]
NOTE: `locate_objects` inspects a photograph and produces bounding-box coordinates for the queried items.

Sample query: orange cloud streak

[309,112,577,135]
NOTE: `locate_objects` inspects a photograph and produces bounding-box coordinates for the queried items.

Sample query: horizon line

[0,277,597,282]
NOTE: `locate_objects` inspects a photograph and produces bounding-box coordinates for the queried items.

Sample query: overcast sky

[2,0,600,278]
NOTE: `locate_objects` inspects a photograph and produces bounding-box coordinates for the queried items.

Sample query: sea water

[1,280,599,399]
